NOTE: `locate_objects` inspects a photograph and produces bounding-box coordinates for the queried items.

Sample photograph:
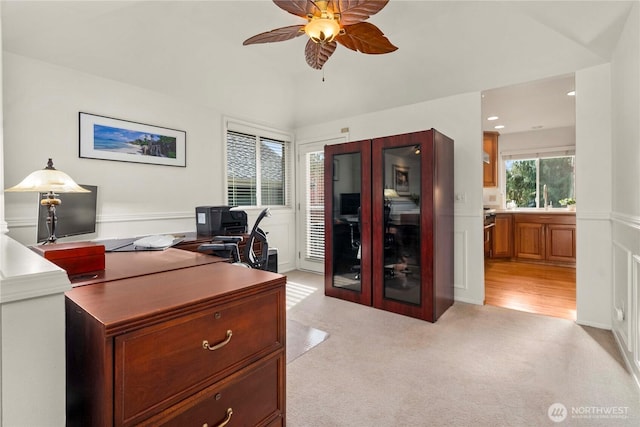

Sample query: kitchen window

[225,119,292,207]
[503,150,575,208]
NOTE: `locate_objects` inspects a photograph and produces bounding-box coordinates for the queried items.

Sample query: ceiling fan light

[305,18,340,44]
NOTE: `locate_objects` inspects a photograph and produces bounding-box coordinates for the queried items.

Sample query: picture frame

[393,164,410,195]
[79,112,186,167]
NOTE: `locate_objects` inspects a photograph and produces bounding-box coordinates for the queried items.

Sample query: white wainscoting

[633,254,640,376]
[613,241,632,351]
[453,213,484,305]
[454,229,468,290]
[253,209,296,273]
[611,213,640,390]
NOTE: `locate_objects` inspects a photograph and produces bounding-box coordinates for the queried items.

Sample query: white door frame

[296,134,348,272]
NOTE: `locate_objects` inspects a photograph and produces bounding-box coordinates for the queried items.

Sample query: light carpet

[285,270,640,426]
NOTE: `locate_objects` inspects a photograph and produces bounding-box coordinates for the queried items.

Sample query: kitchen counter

[487,208,576,265]
[494,208,576,215]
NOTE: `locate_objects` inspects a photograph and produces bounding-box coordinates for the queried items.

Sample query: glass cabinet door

[324,140,371,306]
[380,145,422,305]
[372,132,430,319]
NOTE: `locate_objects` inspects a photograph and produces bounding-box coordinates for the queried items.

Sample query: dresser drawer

[114,288,284,425]
[142,352,285,427]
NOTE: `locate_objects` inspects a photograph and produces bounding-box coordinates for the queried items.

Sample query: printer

[196,206,248,237]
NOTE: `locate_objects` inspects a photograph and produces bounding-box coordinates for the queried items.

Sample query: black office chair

[383,203,403,278]
[243,208,271,270]
[349,207,362,279]
[198,208,271,270]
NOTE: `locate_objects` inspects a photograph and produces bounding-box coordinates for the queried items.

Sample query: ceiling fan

[243,0,398,70]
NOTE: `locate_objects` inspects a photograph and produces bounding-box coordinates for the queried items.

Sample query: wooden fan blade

[243,25,305,45]
[305,39,337,69]
[333,0,389,26]
[273,0,317,18]
[336,22,397,54]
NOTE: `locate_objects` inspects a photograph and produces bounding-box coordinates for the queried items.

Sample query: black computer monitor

[339,193,360,216]
[36,185,98,243]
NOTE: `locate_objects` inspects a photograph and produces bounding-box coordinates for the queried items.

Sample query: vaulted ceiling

[1,1,634,131]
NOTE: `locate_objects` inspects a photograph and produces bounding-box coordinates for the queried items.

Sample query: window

[503,150,575,208]
[306,151,325,260]
[226,121,292,207]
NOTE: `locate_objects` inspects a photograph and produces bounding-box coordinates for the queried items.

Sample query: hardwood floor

[484,259,576,320]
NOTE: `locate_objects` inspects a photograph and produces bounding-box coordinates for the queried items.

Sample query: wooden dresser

[65,249,286,426]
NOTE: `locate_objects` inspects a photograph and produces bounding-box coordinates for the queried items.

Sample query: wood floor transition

[484,260,576,320]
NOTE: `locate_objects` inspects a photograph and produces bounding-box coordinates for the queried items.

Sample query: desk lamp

[5,158,89,244]
[384,188,399,204]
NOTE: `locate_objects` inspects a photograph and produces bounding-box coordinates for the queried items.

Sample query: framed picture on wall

[79,112,186,167]
[393,164,410,195]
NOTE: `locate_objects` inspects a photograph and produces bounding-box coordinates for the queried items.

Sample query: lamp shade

[5,159,89,193]
[384,189,399,198]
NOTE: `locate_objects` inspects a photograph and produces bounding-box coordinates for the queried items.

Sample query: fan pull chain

[322,68,325,82]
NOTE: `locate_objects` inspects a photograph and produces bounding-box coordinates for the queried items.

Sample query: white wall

[0,6,4,423]
[2,53,297,271]
[499,126,575,153]
[609,2,640,389]
[296,92,486,305]
[575,63,612,329]
[0,6,5,235]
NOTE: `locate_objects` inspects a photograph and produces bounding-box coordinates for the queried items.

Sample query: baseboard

[575,318,612,330]
[453,296,484,305]
[612,328,640,393]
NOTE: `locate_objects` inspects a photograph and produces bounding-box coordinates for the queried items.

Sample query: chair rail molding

[612,211,640,231]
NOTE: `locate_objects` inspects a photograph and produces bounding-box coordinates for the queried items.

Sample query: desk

[66,250,286,426]
[170,232,218,252]
[173,232,264,265]
[69,247,225,286]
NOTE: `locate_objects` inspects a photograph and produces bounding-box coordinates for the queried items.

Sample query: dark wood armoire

[324,129,454,322]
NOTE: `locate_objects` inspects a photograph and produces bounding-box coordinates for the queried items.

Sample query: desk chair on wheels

[197,208,272,270]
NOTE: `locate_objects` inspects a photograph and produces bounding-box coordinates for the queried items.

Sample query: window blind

[226,125,291,208]
[306,151,325,260]
[260,138,287,206]
[227,131,257,206]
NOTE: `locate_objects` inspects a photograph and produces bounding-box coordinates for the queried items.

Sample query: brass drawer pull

[203,407,233,427]
[202,330,233,351]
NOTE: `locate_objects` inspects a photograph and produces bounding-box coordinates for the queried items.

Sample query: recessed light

[567,90,576,96]
[487,116,499,121]
[494,125,505,129]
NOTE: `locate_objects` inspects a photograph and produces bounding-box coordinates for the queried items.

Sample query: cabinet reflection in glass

[331,152,362,292]
[382,146,421,305]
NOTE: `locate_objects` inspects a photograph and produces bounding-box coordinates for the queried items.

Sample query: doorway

[481,75,577,320]
[296,135,347,273]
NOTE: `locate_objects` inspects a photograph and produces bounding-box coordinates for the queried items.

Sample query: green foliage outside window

[539,157,575,207]
[506,160,537,207]
[505,156,575,208]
